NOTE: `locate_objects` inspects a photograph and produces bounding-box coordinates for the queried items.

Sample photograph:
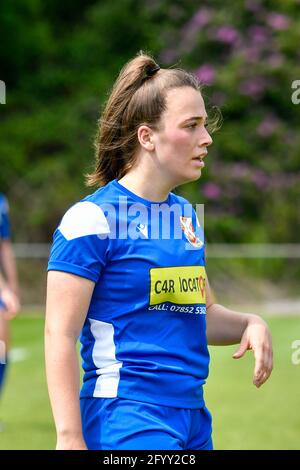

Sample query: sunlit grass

[0,315,299,449]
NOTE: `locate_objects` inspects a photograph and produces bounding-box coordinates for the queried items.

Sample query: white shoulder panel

[59,201,110,240]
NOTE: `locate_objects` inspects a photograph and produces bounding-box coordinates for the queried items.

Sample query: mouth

[192,152,207,167]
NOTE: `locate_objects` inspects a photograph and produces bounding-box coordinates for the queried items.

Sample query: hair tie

[145,64,160,78]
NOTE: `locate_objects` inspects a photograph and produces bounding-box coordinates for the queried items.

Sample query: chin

[187,169,203,182]
[174,171,202,187]
[192,170,203,180]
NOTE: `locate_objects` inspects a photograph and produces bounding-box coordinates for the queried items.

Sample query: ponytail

[87,51,200,187]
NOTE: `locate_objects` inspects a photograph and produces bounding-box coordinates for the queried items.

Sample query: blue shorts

[80,397,213,450]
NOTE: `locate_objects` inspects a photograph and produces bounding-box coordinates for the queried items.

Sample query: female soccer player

[0,193,20,398]
[45,52,273,450]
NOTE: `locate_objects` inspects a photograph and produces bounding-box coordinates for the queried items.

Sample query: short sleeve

[0,195,11,240]
[47,201,111,282]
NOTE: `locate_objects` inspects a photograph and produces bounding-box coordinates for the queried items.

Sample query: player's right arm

[45,270,95,450]
[0,239,20,298]
[0,272,20,319]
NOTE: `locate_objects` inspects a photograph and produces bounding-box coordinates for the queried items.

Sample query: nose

[198,127,213,150]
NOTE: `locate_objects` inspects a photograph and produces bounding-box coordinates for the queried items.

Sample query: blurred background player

[0,193,20,407]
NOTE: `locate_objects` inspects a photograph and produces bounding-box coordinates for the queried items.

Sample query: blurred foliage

[155,0,300,243]
[0,0,300,243]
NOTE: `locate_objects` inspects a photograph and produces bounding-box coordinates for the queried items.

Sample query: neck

[117,165,173,203]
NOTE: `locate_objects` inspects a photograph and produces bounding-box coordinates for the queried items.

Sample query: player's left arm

[205,277,273,387]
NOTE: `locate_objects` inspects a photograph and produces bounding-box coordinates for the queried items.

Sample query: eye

[187,123,198,129]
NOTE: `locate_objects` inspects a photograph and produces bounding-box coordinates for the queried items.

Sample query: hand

[0,287,20,320]
[232,314,273,388]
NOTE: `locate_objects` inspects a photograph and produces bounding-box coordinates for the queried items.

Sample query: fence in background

[11,244,300,314]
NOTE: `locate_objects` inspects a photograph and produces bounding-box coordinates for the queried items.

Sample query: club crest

[180,216,203,248]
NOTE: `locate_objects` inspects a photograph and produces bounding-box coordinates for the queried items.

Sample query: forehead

[163,87,206,121]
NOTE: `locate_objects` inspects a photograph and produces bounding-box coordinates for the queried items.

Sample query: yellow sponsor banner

[150,266,206,305]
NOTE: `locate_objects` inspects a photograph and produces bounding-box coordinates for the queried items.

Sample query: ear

[137,125,155,152]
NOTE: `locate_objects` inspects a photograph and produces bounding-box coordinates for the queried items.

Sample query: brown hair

[87,51,202,187]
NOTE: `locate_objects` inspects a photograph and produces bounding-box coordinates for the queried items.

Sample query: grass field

[0,314,299,450]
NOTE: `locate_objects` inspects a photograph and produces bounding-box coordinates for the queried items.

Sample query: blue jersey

[48,179,209,409]
[0,194,11,240]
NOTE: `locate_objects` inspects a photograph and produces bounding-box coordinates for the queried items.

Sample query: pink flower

[257,116,279,137]
[231,163,251,178]
[267,53,283,69]
[239,77,266,99]
[195,64,216,85]
[251,170,269,189]
[248,26,269,44]
[180,8,212,52]
[244,0,263,12]
[245,46,261,63]
[202,182,221,200]
[215,26,239,45]
[190,8,212,28]
[266,13,290,30]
